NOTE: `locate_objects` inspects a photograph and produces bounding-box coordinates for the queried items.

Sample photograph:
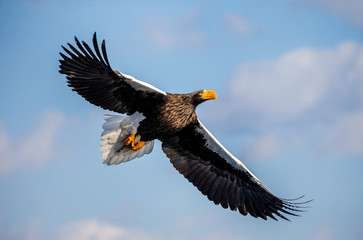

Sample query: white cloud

[0,217,248,240]
[312,0,363,28]
[56,218,248,240]
[310,224,336,240]
[228,41,363,124]
[241,131,299,162]
[224,13,251,37]
[0,110,65,177]
[141,12,205,50]
[0,218,46,240]
[213,41,363,160]
[57,219,160,240]
[316,111,363,156]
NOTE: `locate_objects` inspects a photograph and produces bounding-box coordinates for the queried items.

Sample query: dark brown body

[138,92,199,142]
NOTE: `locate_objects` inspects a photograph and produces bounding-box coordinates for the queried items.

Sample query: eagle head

[192,90,217,106]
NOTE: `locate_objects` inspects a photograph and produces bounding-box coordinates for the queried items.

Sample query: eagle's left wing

[161,120,306,220]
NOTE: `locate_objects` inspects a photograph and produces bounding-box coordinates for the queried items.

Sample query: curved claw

[124,134,145,151]
[124,134,135,147]
[132,141,145,151]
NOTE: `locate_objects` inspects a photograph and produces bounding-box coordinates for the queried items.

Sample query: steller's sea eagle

[59,33,309,221]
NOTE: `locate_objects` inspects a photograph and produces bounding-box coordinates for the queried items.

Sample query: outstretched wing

[59,33,166,116]
[161,120,307,220]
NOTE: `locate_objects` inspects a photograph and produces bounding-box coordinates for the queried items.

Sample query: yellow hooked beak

[201,90,217,100]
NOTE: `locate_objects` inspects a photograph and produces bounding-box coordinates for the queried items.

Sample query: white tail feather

[100,113,154,165]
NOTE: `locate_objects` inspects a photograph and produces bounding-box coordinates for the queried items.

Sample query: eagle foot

[124,134,145,151]
[124,134,135,147]
[132,141,146,151]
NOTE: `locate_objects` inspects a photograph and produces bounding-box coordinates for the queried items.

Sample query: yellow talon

[124,134,135,147]
[124,134,145,151]
[132,141,145,151]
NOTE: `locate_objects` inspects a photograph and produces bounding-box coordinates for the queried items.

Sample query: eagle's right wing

[59,33,166,116]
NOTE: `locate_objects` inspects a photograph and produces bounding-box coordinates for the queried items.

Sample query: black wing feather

[101,40,111,67]
[59,33,165,116]
[161,121,309,221]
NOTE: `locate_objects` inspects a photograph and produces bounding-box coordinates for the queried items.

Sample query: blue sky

[1,0,363,239]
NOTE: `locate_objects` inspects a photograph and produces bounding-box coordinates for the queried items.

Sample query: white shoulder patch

[115,71,167,95]
[196,120,261,184]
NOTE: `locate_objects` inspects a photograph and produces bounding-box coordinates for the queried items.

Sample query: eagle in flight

[59,33,308,221]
